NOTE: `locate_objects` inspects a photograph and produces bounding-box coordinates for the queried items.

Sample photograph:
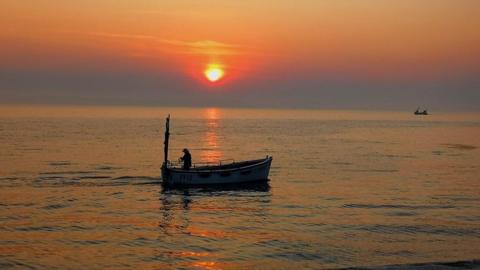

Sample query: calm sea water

[0,106,479,269]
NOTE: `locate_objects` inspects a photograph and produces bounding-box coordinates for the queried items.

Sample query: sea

[0,105,479,270]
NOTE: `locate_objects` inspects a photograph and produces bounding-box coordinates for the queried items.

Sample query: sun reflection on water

[200,108,223,163]
[190,261,225,270]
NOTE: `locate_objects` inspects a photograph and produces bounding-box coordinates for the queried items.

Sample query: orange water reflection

[189,261,229,270]
[200,108,223,163]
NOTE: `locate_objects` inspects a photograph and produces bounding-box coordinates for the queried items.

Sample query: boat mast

[163,114,170,164]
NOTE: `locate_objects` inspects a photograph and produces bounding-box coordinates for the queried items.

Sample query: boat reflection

[161,180,271,193]
[158,181,271,236]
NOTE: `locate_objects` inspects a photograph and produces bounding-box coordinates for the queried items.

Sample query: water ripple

[342,224,480,237]
[343,204,455,210]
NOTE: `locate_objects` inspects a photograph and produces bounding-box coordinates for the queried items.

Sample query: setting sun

[204,65,224,82]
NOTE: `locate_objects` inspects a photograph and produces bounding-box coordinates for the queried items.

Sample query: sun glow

[204,65,224,82]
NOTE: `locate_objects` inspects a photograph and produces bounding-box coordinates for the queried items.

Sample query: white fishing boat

[160,115,272,187]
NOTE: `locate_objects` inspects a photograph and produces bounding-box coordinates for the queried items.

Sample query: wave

[33,175,162,187]
[334,259,480,270]
[343,204,455,210]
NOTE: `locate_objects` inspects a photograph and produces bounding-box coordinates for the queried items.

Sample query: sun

[204,64,224,82]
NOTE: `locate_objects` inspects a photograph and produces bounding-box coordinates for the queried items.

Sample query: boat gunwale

[166,156,272,174]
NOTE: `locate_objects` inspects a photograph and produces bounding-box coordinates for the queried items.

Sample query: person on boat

[179,148,192,170]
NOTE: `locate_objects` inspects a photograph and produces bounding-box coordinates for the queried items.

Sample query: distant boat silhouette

[414,107,429,115]
[160,115,272,187]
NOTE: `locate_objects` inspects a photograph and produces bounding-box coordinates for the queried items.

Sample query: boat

[160,115,272,187]
[414,107,429,115]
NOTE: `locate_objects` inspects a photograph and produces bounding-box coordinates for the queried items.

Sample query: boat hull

[161,157,272,187]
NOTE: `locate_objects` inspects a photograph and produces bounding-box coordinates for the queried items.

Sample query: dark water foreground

[0,106,479,269]
[337,260,480,270]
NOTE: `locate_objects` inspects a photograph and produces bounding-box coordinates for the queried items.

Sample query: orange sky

[1,0,479,109]
[2,1,479,77]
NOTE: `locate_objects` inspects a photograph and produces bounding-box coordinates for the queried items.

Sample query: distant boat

[414,107,429,115]
[160,115,272,187]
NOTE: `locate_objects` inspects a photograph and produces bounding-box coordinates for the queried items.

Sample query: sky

[1,0,479,111]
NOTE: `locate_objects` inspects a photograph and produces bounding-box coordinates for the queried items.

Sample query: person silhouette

[179,148,192,170]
